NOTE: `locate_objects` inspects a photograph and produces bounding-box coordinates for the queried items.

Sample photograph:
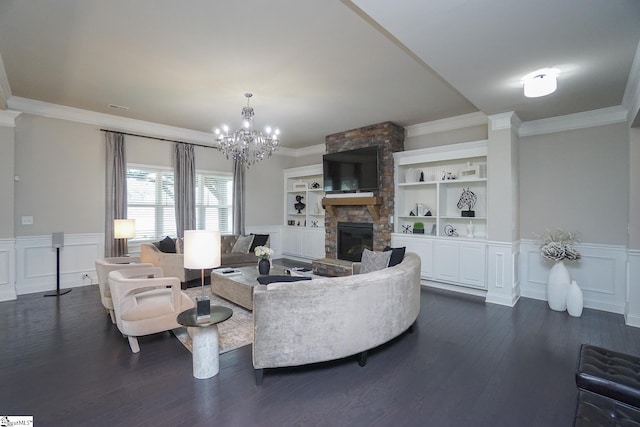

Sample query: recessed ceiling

[0,0,638,149]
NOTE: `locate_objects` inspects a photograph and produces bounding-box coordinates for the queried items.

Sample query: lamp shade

[183,230,221,269]
[114,219,136,239]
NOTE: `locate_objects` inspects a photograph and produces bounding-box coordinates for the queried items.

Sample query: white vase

[567,280,584,317]
[466,221,474,238]
[547,260,570,311]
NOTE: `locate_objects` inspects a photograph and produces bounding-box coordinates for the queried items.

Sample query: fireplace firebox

[337,222,373,262]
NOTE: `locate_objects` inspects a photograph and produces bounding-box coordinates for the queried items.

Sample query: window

[126,165,233,240]
[196,172,233,232]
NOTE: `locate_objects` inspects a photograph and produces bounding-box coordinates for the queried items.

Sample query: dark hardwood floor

[2,268,640,426]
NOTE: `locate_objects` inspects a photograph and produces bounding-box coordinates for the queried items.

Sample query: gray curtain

[105,132,127,257]
[174,143,196,237]
[232,159,245,235]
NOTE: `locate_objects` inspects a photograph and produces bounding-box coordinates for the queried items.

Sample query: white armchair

[108,266,195,353]
[95,257,154,324]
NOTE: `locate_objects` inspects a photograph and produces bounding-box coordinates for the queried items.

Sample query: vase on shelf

[566,280,584,317]
[258,259,270,275]
[547,260,571,311]
[466,221,474,238]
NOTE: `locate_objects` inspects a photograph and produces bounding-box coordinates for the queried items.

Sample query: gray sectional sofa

[140,234,268,284]
[252,252,421,384]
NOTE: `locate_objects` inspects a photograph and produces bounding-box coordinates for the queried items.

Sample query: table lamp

[114,219,136,256]
[184,230,221,321]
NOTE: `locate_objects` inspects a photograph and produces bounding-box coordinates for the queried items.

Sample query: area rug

[172,287,253,354]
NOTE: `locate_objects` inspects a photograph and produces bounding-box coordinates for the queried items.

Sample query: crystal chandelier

[214,93,280,168]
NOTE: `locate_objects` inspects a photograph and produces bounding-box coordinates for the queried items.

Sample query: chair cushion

[159,236,176,253]
[576,344,640,409]
[121,289,176,321]
[384,246,406,267]
[257,275,312,285]
[232,235,254,254]
[250,234,270,252]
[574,390,640,426]
[360,248,392,274]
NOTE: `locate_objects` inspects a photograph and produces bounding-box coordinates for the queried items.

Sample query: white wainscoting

[0,238,17,301]
[15,233,104,296]
[486,241,521,307]
[626,250,640,327]
[519,240,628,314]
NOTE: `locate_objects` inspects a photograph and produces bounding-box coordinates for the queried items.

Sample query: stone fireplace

[323,121,404,259]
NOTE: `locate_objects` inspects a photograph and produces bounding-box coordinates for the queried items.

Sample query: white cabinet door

[459,242,486,288]
[392,235,434,279]
[282,228,303,256]
[433,240,459,283]
[303,228,325,259]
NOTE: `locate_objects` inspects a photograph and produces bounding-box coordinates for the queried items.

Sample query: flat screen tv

[323,146,379,193]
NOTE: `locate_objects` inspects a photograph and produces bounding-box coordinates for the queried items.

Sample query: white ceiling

[0,0,638,149]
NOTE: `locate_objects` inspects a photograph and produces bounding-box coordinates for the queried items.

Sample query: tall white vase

[547,260,570,311]
[567,280,584,317]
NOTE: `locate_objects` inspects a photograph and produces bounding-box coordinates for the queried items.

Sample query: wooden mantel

[322,196,382,220]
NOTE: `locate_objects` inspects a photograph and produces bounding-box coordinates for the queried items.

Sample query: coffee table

[177,305,232,379]
[210,265,287,310]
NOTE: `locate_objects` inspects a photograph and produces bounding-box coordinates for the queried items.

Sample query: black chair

[574,344,640,425]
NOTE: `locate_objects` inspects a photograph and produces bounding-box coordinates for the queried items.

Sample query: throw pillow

[175,237,184,254]
[256,275,312,285]
[360,248,392,274]
[384,246,406,267]
[158,236,176,253]
[249,234,270,252]
[231,235,255,254]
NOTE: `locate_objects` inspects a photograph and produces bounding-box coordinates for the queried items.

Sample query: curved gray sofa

[252,252,421,384]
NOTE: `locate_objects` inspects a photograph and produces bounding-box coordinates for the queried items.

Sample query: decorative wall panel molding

[15,233,104,295]
[0,238,16,301]
[519,240,627,314]
[626,250,640,327]
[485,241,520,307]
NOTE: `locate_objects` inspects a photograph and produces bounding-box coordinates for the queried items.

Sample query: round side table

[177,305,232,379]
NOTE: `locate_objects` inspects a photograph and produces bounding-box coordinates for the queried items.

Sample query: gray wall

[14,115,104,235]
[12,114,291,237]
[630,127,640,249]
[519,122,629,245]
[405,125,487,151]
[0,124,14,238]
[404,120,630,246]
[9,113,633,246]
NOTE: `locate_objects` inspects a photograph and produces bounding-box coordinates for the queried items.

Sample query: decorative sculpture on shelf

[444,224,459,237]
[402,224,412,233]
[457,187,477,217]
[294,195,306,214]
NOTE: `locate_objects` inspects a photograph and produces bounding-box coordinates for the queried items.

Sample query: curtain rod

[100,129,218,149]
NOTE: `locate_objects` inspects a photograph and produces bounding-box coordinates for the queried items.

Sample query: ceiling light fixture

[522,68,559,98]
[214,93,280,168]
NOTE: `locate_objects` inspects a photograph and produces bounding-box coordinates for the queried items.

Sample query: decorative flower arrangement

[254,245,273,260]
[539,229,581,261]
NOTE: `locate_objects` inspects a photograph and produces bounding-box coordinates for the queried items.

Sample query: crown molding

[488,111,521,131]
[7,96,308,157]
[8,96,219,146]
[0,110,20,127]
[405,112,487,138]
[519,105,628,137]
